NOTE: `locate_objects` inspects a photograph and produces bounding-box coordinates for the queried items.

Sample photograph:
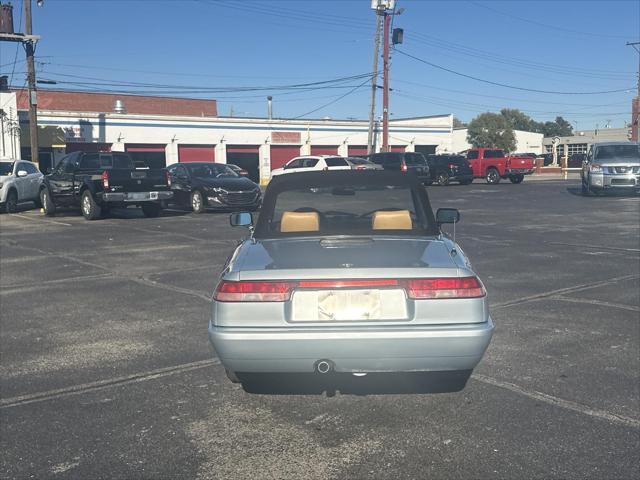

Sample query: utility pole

[381,11,390,152]
[24,0,39,166]
[626,41,639,142]
[366,11,382,154]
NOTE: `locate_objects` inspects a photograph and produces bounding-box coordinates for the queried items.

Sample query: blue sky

[1,0,638,129]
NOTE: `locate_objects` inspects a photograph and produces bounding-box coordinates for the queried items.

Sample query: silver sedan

[209,171,493,392]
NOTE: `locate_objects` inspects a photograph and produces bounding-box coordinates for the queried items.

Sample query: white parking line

[0,359,220,409]
[8,213,72,227]
[472,374,640,429]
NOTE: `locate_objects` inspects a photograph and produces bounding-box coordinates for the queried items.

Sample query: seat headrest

[280,211,320,233]
[372,210,412,230]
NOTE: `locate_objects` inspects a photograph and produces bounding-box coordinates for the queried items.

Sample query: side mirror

[17,170,28,178]
[230,211,252,227]
[436,208,460,225]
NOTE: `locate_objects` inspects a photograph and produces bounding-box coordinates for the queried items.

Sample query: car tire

[509,174,524,184]
[81,190,102,220]
[141,203,161,218]
[4,190,18,213]
[191,190,205,214]
[485,168,500,184]
[40,188,56,216]
[437,172,450,186]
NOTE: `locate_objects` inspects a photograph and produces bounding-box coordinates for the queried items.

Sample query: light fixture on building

[113,99,126,114]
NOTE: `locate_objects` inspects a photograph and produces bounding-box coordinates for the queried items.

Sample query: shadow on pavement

[237,371,472,396]
[565,186,640,197]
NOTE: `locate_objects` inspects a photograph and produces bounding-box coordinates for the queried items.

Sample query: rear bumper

[102,191,173,202]
[506,168,535,176]
[209,317,494,373]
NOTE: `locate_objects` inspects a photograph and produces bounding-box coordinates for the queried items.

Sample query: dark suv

[366,152,431,184]
[426,154,474,186]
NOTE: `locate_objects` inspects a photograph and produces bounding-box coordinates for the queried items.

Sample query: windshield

[259,180,433,238]
[595,144,640,160]
[187,163,238,178]
[0,162,14,176]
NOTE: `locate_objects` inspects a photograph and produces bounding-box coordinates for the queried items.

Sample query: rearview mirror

[230,212,252,227]
[17,170,28,178]
[436,208,460,224]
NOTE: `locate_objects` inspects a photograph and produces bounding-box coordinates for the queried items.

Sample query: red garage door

[270,145,300,170]
[179,145,215,163]
[348,145,368,157]
[391,145,406,153]
[311,145,338,156]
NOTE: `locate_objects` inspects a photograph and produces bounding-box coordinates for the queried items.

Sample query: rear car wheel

[4,190,18,213]
[40,188,56,216]
[509,174,524,184]
[141,203,161,218]
[191,190,205,214]
[81,190,102,220]
[485,168,500,184]
[437,172,450,186]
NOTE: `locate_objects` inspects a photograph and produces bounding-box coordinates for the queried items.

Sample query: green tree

[500,108,538,132]
[540,116,573,137]
[466,112,517,152]
[453,116,467,128]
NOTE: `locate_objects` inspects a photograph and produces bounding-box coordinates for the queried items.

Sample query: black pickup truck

[40,151,173,220]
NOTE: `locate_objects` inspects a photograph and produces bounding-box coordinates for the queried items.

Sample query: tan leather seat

[372,210,412,230]
[281,211,320,233]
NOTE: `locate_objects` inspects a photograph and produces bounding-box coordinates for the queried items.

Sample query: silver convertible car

[209,171,493,392]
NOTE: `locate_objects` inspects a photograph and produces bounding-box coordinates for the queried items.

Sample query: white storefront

[1,90,454,183]
[452,128,544,154]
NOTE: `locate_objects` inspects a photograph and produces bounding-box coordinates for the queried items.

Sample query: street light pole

[24,0,39,166]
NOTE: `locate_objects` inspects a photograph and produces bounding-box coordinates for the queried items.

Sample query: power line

[469,1,634,40]
[394,49,635,95]
[293,76,371,119]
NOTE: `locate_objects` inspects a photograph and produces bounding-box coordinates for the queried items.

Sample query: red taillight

[356,165,366,170]
[165,170,172,187]
[403,277,485,299]
[214,277,485,302]
[214,280,295,302]
[101,170,109,190]
[400,161,408,173]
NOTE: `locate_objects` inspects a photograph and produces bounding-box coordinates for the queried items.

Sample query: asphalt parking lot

[1,179,639,479]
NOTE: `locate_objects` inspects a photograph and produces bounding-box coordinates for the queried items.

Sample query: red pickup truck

[466,148,536,184]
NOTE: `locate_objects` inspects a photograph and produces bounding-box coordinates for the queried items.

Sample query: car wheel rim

[82,195,90,215]
[42,193,47,211]
[488,171,497,182]
[192,193,201,211]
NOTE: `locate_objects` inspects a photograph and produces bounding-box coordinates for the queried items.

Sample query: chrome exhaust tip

[315,360,333,374]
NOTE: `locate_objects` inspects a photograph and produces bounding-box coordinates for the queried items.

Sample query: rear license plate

[291,289,407,321]
[131,171,147,179]
[128,192,149,201]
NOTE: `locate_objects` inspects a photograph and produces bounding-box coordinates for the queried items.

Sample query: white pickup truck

[0,158,43,213]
